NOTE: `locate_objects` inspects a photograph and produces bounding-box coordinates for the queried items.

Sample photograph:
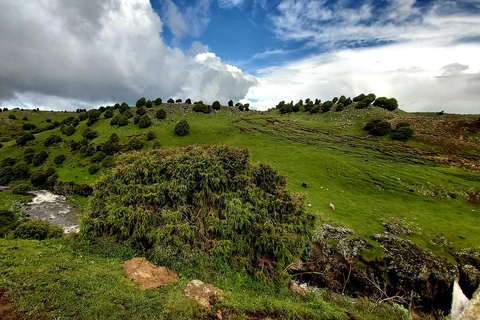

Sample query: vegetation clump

[14,219,63,240]
[81,145,315,277]
[364,119,392,136]
[175,120,190,136]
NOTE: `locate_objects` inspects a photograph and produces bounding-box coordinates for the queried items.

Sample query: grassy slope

[0,238,402,320]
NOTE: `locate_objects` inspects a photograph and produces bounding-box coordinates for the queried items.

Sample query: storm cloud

[0,0,257,110]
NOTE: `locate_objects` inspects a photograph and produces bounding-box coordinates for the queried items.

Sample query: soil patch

[122,257,179,290]
[0,289,22,320]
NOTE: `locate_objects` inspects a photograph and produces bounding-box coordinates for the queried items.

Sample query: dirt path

[0,289,22,320]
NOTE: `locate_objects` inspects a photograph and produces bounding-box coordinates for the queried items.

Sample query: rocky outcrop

[460,285,480,320]
[122,257,178,290]
[184,280,224,309]
[453,247,480,298]
[371,232,458,312]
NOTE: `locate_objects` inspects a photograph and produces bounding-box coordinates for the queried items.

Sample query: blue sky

[0,0,479,113]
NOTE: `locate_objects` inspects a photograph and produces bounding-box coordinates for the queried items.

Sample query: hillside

[1,99,479,319]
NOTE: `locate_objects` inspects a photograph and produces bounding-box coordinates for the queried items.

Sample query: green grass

[0,238,405,320]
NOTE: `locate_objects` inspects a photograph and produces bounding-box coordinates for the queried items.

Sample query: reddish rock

[122,257,178,290]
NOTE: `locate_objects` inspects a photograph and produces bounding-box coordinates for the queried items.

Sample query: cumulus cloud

[160,0,210,40]
[248,42,480,113]
[218,0,244,8]
[0,0,256,110]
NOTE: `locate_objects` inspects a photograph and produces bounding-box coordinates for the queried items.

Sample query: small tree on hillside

[175,120,189,136]
[167,98,175,103]
[228,100,234,107]
[156,108,166,120]
[146,100,153,108]
[212,101,221,110]
[185,98,192,104]
[154,98,162,106]
[136,97,146,108]
[138,115,152,128]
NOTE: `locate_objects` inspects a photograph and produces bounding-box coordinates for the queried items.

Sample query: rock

[184,280,224,309]
[460,285,480,320]
[371,232,458,312]
[460,265,480,298]
[122,257,178,290]
[288,281,306,296]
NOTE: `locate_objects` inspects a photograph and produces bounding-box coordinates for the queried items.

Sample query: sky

[0,0,479,113]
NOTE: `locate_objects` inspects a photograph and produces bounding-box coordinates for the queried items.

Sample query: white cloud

[0,0,256,110]
[247,42,480,114]
[218,0,244,8]
[160,0,210,40]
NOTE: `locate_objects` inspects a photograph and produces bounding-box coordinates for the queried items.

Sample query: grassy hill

[0,101,479,318]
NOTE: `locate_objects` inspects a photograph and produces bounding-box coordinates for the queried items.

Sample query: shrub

[82,128,98,140]
[373,97,398,111]
[104,109,114,119]
[60,125,75,136]
[87,109,101,124]
[8,114,16,120]
[44,134,62,147]
[14,219,63,240]
[0,210,16,237]
[185,98,192,104]
[136,107,146,116]
[54,154,66,165]
[91,151,106,163]
[138,115,152,128]
[72,118,80,127]
[154,98,162,106]
[193,102,212,114]
[0,142,2,149]
[101,156,116,168]
[321,101,333,112]
[16,133,35,146]
[0,167,13,185]
[310,105,320,114]
[335,103,344,112]
[12,163,29,179]
[128,137,144,150]
[88,163,101,175]
[136,97,146,108]
[1,157,17,167]
[175,98,182,103]
[24,153,34,165]
[12,184,31,195]
[391,126,414,141]
[22,123,36,130]
[304,101,314,112]
[228,100,233,107]
[81,146,315,277]
[32,150,48,166]
[212,101,221,110]
[156,108,166,120]
[364,119,392,136]
[45,167,56,178]
[110,114,120,125]
[117,116,128,126]
[146,131,156,141]
[30,171,46,186]
[123,110,133,119]
[167,98,175,103]
[174,120,189,136]
[133,115,141,125]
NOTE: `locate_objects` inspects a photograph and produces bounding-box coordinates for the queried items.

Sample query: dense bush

[1,157,17,167]
[82,128,98,140]
[81,145,315,277]
[32,150,48,166]
[14,219,63,240]
[117,116,128,126]
[156,108,166,120]
[321,101,333,112]
[104,109,114,119]
[310,105,320,114]
[228,100,233,107]
[174,120,189,136]
[22,123,36,131]
[0,166,14,185]
[101,156,116,168]
[87,109,101,124]
[30,171,46,186]
[391,123,414,141]
[136,107,146,116]
[373,97,398,111]
[146,131,156,141]
[212,101,221,110]
[128,137,144,150]
[60,125,75,136]
[133,115,141,125]
[145,100,153,108]
[12,184,31,195]
[185,98,191,104]
[138,115,152,128]
[44,134,62,147]
[154,98,162,106]
[12,163,29,179]
[335,103,344,112]
[54,154,66,165]
[136,97,146,108]
[16,133,35,145]
[88,163,101,175]
[193,102,212,114]
[8,114,16,120]
[364,119,392,136]
[167,98,175,103]
[91,151,106,163]
[123,110,133,119]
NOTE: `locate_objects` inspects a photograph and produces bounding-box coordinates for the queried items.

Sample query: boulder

[184,280,224,309]
[453,247,480,298]
[122,257,178,290]
[371,232,458,312]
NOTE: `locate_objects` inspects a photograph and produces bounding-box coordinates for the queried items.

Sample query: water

[21,190,81,233]
[451,279,469,320]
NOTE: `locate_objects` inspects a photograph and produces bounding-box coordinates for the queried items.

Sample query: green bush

[136,107,146,116]
[44,134,62,147]
[81,145,314,277]
[16,133,35,145]
[154,98,162,106]
[104,109,114,119]
[54,154,66,165]
[88,163,101,175]
[391,126,414,141]
[13,219,63,240]
[12,184,31,195]
[30,171,46,187]
[12,163,29,179]
[117,116,128,126]
[91,151,106,163]
[212,101,221,110]
[8,114,16,120]
[0,142,2,149]
[146,131,156,141]
[101,156,116,168]
[0,210,16,237]
[32,150,48,166]
[82,128,98,140]
[321,101,333,112]
[373,97,398,111]
[335,103,344,112]
[128,137,144,150]
[138,115,152,128]
[174,120,189,136]
[167,98,175,103]
[146,100,153,108]
[193,102,212,114]
[60,125,75,136]
[0,166,13,185]
[123,110,133,119]
[22,123,36,130]
[364,119,392,136]
[156,108,166,120]
[136,97,146,108]
[133,115,141,125]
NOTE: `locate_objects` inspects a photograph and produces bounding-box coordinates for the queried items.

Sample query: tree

[145,100,153,108]
[391,122,414,141]
[193,102,212,114]
[136,97,146,108]
[185,98,192,104]
[133,115,141,125]
[373,97,398,111]
[304,100,314,112]
[104,109,114,119]
[32,151,48,166]
[212,101,221,110]
[335,103,344,112]
[82,128,98,140]
[146,131,156,141]
[61,125,75,136]
[321,101,334,112]
[88,164,101,175]
[22,123,36,130]
[120,104,130,114]
[114,103,121,109]
[136,107,146,116]
[44,134,62,147]
[228,100,233,107]
[16,133,35,145]
[175,120,189,136]
[156,108,166,119]
[167,98,175,103]
[87,109,101,124]
[117,115,128,127]
[138,115,152,128]
[54,154,66,165]
[175,98,182,103]
[332,97,338,104]
[154,98,162,106]
[128,137,144,150]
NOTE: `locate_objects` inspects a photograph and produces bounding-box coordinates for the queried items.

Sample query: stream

[21,190,81,233]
